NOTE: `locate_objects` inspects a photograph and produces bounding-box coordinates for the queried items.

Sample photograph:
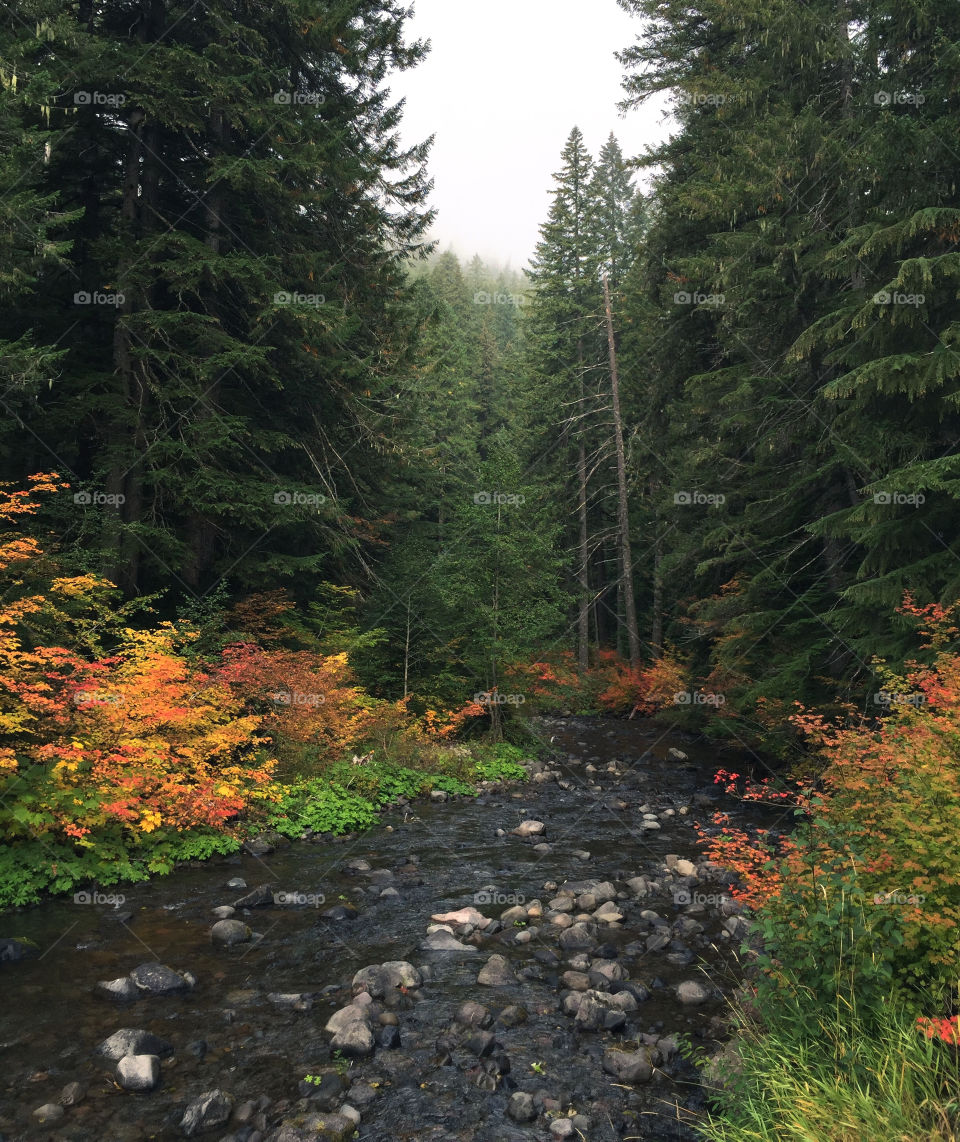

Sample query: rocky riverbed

[0,717,785,1141]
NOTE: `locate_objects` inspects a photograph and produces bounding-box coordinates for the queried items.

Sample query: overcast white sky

[388,0,670,271]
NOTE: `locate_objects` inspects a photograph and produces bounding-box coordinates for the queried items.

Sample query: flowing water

[0,717,784,1142]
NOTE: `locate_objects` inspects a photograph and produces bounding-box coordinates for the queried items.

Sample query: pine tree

[1,0,433,603]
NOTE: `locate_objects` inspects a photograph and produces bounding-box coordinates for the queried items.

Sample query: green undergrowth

[264,741,529,839]
[691,989,960,1142]
[0,741,530,911]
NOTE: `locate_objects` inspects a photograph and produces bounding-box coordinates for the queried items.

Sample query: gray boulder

[129,962,192,995]
[97,1028,173,1061]
[180,1089,234,1136]
[211,919,252,947]
[116,1054,161,1092]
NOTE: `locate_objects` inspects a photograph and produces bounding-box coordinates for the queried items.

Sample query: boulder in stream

[95,976,139,1002]
[351,960,421,997]
[233,883,274,908]
[511,819,545,837]
[129,961,193,995]
[211,919,252,947]
[97,1028,173,1061]
[180,1089,234,1136]
[477,954,516,986]
[116,1054,161,1092]
[420,929,478,954]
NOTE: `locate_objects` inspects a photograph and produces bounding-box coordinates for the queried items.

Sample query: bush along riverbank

[0,741,531,913]
[688,597,960,1142]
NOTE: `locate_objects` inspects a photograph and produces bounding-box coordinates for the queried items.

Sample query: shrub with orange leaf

[0,478,277,849]
[504,647,689,716]
[697,593,960,999]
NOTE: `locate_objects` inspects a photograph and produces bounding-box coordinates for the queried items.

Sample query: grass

[697,988,960,1142]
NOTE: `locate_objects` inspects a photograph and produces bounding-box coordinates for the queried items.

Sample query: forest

[0,2,958,1141]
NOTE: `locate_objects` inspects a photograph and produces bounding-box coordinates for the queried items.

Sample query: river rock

[211,905,236,920]
[674,858,697,877]
[243,834,275,856]
[321,904,357,921]
[677,979,712,1005]
[420,929,478,953]
[668,747,688,760]
[95,976,139,1002]
[305,1113,356,1140]
[129,962,193,995]
[456,1000,493,1027]
[511,819,545,837]
[330,1020,375,1059]
[0,937,38,962]
[211,919,251,947]
[432,906,490,928]
[352,961,421,997]
[593,902,624,923]
[116,1054,161,1092]
[477,954,515,986]
[32,1103,64,1124]
[463,1030,498,1058]
[180,1089,234,1135]
[225,877,246,889]
[602,1047,653,1083]
[325,1004,371,1035]
[58,1081,85,1106]
[562,970,591,992]
[497,1004,528,1027]
[97,1028,173,1061]
[233,883,274,908]
[344,858,371,872]
[558,923,594,950]
[574,990,635,1031]
[507,1091,537,1122]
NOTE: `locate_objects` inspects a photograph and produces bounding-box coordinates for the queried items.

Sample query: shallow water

[0,716,784,1141]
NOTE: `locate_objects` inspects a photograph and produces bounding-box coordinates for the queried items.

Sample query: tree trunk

[576,337,590,669]
[602,273,641,668]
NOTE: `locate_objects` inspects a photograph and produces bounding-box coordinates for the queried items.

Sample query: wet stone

[180,1089,234,1136]
[97,1028,173,1061]
[211,919,252,947]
